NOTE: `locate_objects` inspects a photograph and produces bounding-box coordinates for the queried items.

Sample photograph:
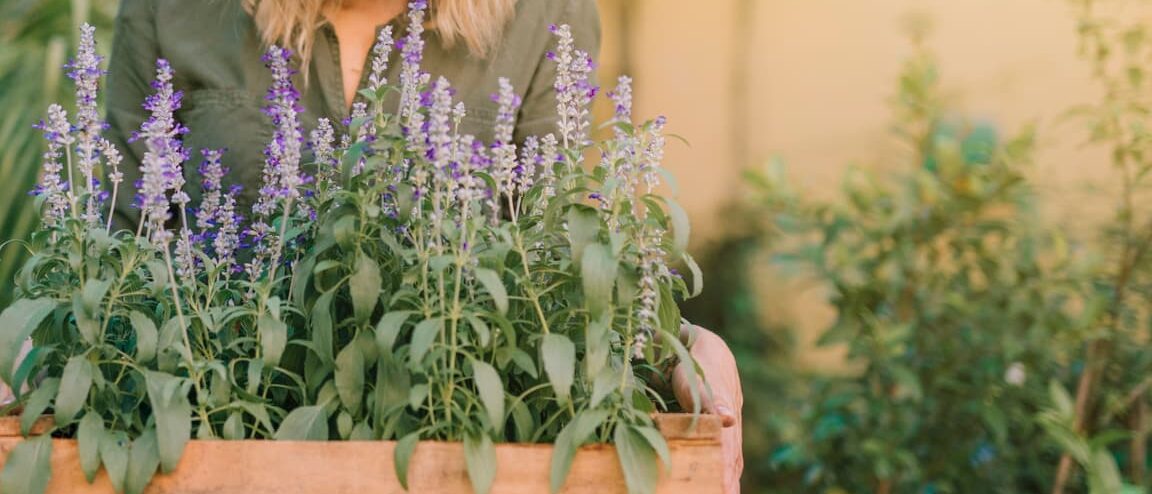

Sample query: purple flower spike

[368,25,396,92]
[550,24,597,150]
[491,78,521,198]
[135,59,188,246]
[399,0,430,128]
[68,23,109,226]
[35,104,74,227]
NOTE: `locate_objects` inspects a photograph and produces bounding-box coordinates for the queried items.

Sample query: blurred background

[4,0,1152,492]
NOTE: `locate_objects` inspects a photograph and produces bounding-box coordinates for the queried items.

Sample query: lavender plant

[0,4,703,494]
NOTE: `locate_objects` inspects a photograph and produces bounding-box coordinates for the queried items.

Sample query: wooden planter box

[0,414,722,493]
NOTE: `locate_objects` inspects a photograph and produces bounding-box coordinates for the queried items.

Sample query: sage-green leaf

[550,410,609,493]
[474,268,508,315]
[541,334,576,403]
[311,290,336,365]
[590,369,616,409]
[11,346,51,401]
[125,427,160,494]
[0,434,53,494]
[394,432,420,490]
[80,279,112,317]
[472,360,505,433]
[350,252,382,322]
[144,371,192,474]
[567,205,601,265]
[632,426,672,471]
[223,411,245,440]
[0,298,55,384]
[682,252,704,298]
[376,311,415,356]
[581,243,617,318]
[335,345,365,414]
[275,405,329,441]
[464,431,497,494]
[128,311,158,363]
[615,425,660,494]
[55,354,93,424]
[409,318,442,365]
[21,378,58,436]
[258,314,288,367]
[100,431,130,493]
[666,199,691,253]
[78,412,105,483]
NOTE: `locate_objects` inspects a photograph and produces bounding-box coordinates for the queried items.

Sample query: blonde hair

[244,0,516,72]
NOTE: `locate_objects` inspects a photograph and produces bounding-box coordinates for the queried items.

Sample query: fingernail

[716,405,734,421]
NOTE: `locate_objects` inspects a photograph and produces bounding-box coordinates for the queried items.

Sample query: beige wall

[597,0,1133,369]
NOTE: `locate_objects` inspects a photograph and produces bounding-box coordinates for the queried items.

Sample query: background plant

[0,0,118,309]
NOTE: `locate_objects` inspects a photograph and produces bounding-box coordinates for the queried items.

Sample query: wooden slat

[0,414,724,493]
[0,416,53,437]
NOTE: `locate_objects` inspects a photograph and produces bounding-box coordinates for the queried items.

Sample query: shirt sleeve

[513,0,602,143]
[106,0,160,230]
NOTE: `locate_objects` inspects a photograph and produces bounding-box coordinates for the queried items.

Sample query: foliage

[0,8,702,494]
[0,0,118,309]
[743,27,1107,493]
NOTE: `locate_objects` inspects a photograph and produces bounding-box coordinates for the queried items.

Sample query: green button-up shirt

[107,0,600,226]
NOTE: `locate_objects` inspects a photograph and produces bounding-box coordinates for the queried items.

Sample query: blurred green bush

[0,0,117,308]
[690,7,1152,492]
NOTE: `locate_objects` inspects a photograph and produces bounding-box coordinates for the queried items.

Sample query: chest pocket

[179,89,273,211]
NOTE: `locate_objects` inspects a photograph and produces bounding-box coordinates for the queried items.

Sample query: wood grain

[0,414,723,494]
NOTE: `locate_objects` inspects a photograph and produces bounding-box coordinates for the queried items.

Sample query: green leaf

[223,411,245,440]
[394,432,420,490]
[275,405,329,441]
[125,427,160,494]
[1049,380,1074,418]
[0,298,55,385]
[100,431,130,493]
[54,354,93,424]
[464,431,497,494]
[0,434,53,494]
[128,311,158,363]
[78,412,105,483]
[351,252,382,322]
[144,371,192,474]
[567,205,601,265]
[474,268,509,315]
[550,410,609,493]
[666,199,691,253]
[21,378,58,436]
[472,360,505,433]
[335,345,365,414]
[581,243,618,318]
[311,290,336,365]
[376,311,415,356]
[615,425,660,494]
[541,334,576,404]
[258,314,288,368]
[409,318,442,366]
[632,426,672,472]
[682,252,703,298]
[11,346,51,401]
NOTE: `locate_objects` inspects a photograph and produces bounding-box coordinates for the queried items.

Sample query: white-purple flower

[399,0,429,130]
[310,117,338,190]
[640,116,667,194]
[549,24,597,150]
[33,105,74,227]
[133,59,188,245]
[491,78,521,197]
[68,23,108,226]
[368,25,395,93]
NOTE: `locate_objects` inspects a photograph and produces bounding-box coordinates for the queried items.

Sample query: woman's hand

[672,325,744,494]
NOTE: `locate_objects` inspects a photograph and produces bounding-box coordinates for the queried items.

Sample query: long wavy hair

[243,0,516,70]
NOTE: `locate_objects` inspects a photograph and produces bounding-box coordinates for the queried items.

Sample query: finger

[723,424,743,494]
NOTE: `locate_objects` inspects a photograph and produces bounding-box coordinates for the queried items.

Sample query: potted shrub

[0,2,720,494]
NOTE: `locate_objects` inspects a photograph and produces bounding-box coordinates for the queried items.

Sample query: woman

[104,0,743,490]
